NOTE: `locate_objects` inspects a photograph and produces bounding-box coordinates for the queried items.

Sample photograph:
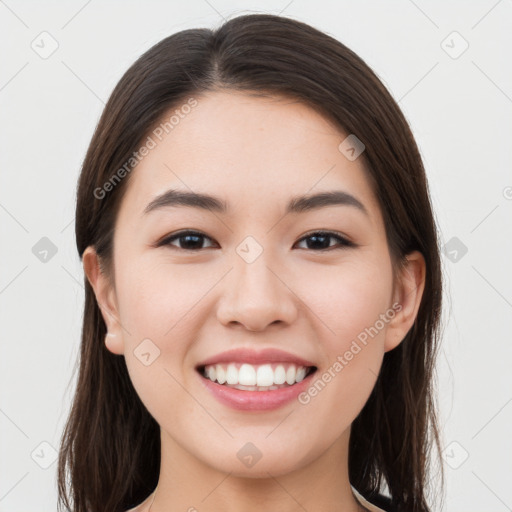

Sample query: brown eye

[159,231,216,251]
[294,231,355,251]
[158,230,355,252]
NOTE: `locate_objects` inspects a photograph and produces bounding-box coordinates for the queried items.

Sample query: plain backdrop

[1,1,511,511]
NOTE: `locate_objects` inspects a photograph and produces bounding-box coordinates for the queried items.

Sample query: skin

[83,90,425,512]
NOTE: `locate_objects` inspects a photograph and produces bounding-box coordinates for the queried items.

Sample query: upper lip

[196,348,316,369]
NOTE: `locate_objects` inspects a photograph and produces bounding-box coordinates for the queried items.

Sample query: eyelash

[158,230,356,252]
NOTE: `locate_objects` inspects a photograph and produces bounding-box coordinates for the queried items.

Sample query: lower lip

[197,370,317,411]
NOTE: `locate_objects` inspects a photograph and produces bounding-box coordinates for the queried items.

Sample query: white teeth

[239,364,257,385]
[216,365,226,384]
[274,365,286,385]
[226,364,238,385]
[295,367,306,382]
[207,366,216,382]
[256,364,274,387]
[286,365,296,385]
[203,362,312,388]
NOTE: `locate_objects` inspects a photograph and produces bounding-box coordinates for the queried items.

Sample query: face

[84,90,424,478]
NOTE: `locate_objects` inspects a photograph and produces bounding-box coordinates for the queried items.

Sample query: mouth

[197,362,318,391]
[195,362,318,411]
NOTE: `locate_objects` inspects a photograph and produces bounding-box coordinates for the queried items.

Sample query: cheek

[116,256,206,423]
[299,257,393,353]
[290,257,393,439]
[115,255,211,340]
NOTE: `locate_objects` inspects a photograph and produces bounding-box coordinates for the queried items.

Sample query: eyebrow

[142,188,368,217]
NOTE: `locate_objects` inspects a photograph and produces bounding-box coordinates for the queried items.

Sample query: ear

[82,246,124,355]
[384,250,426,352]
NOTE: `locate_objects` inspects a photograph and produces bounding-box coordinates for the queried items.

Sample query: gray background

[1,1,511,511]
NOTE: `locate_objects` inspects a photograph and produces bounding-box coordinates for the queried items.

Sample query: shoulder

[368,494,395,511]
[352,486,396,512]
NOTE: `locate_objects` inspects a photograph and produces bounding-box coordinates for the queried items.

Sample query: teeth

[256,365,274,387]
[203,362,312,388]
[226,364,239,385]
[286,365,296,385]
[295,367,306,382]
[216,365,226,384]
[206,366,216,382]
[274,365,286,385]
[239,364,256,385]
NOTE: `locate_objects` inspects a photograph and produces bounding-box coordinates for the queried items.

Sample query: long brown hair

[58,13,444,512]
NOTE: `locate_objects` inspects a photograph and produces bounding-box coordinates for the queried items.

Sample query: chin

[196,439,316,479]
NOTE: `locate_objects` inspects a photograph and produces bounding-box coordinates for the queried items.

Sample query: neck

[146,427,364,512]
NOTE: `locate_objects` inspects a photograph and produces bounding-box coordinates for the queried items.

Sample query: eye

[158,230,217,251]
[294,230,355,251]
[158,230,355,252]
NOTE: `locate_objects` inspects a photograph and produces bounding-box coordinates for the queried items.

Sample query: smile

[200,362,316,391]
[197,362,318,411]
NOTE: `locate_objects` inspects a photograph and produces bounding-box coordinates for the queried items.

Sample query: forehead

[116,90,380,223]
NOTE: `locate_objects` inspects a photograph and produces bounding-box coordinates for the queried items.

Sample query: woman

[58,13,444,512]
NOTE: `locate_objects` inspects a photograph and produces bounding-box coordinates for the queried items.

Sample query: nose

[216,249,298,332]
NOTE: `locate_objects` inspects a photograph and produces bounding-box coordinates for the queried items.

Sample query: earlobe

[105,332,123,355]
[384,250,426,352]
[82,246,124,355]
